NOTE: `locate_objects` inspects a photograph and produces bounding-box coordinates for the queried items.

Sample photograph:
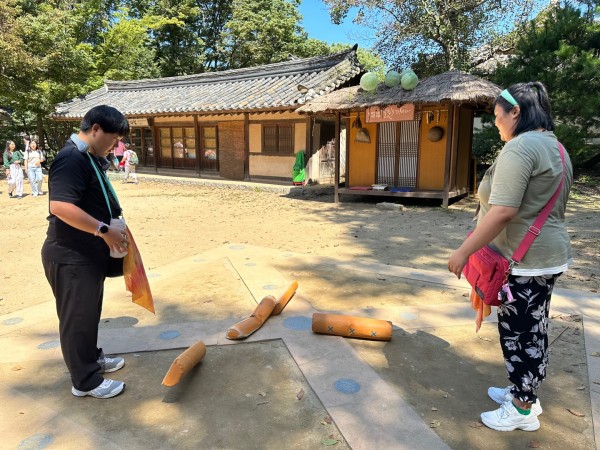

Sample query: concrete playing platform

[1,244,598,449]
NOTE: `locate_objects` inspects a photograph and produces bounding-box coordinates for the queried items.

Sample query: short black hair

[494,82,555,137]
[80,105,129,136]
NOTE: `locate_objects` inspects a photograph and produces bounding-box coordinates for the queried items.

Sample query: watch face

[100,225,109,234]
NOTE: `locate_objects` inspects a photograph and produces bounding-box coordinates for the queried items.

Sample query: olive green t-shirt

[477,131,573,275]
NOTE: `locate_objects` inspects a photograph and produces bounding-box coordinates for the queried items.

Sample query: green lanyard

[86,151,121,218]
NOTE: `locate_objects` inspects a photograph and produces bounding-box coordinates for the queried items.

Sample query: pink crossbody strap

[511,142,566,264]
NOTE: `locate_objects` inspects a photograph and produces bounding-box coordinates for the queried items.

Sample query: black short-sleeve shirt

[43,139,122,265]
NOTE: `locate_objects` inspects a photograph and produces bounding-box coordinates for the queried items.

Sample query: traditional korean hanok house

[297,71,501,206]
[50,47,363,182]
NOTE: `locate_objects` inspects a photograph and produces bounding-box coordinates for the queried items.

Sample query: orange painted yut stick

[312,313,393,341]
[271,280,298,316]
[162,341,207,387]
[226,295,277,340]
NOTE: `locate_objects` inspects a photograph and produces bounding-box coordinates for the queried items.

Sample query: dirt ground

[0,173,599,448]
[1,174,598,316]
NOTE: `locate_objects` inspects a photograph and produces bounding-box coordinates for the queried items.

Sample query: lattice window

[397,121,419,187]
[279,125,293,153]
[263,125,278,152]
[377,122,397,185]
[263,124,294,153]
[376,120,420,187]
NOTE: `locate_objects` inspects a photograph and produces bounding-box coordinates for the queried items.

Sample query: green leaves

[323,0,549,74]
[493,3,600,167]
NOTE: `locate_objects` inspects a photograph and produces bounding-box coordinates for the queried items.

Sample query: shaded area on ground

[351,318,593,449]
[1,340,347,450]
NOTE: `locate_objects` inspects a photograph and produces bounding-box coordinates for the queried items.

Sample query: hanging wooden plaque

[366,104,415,123]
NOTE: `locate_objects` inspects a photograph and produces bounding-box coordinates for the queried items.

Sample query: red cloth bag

[462,236,509,306]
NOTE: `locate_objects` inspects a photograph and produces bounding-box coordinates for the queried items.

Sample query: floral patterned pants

[497,273,561,403]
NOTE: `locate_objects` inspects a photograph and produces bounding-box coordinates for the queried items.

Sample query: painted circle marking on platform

[400,312,418,321]
[18,433,54,450]
[147,273,162,278]
[37,340,60,350]
[245,262,257,267]
[335,378,361,394]
[262,284,278,291]
[159,330,181,340]
[3,317,24,325]
[229,245,246,250]
[283,316,312,331]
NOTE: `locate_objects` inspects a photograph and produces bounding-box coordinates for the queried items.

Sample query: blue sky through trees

[299,0,373,48]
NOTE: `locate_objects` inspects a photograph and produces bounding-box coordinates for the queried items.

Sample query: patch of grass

[576,174,599,187]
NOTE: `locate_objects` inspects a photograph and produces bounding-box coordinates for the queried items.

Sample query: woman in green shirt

[448,82,573,432]
[3,140,24,198]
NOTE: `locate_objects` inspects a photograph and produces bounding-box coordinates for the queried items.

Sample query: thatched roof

[297,71,501,114]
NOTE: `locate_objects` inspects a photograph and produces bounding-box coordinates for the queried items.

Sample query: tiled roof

[52,46,363,119]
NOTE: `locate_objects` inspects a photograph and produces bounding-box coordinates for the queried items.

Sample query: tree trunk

[37,114,45,149]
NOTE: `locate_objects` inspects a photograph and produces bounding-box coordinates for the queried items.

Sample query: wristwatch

[95,221,109,236]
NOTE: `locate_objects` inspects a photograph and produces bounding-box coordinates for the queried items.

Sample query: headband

[500,89,519,107]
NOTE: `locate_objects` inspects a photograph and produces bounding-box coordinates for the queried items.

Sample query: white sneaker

[72,379,125,399]
[481,401,540,432]
[488,386,543,415]
[98,355,125,373]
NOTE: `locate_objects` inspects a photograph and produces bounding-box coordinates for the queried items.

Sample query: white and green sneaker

[481,400,540,432]
[488,386,543,415]
[72,379,125,399]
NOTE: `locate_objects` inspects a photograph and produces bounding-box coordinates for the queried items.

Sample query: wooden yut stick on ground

[226,295,277,340]
[271,280,298,315]
[312,313,393,341]
[225,280,299,340]
[162,341,207,386]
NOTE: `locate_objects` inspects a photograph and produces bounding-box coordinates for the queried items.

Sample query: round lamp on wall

[427,126,444,142]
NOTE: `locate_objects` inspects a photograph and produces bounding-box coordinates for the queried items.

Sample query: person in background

[122,143,138,184]
[24,139,45,196]
[113,138,125,170]
[22,134,31,153]
[448,82,573,432]
[3,140,24,198]
[42,105,130,399]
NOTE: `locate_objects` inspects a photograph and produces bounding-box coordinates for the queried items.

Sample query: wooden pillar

[442,104,454,208]
[472,157,478,197]
[244,112,250,180]
[194,115,201,176]
[449,105,460,193]
[306,116,312,181]
[149,117,158,174]
[345,116,350,186]
[334,111,341,203]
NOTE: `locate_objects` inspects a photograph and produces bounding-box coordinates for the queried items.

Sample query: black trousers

[42,253,106,391]
[497,273,560,403]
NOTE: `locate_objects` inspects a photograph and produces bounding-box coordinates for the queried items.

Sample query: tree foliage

[323,0,548,73]
[0,0,383,152]
[491,2,600,167]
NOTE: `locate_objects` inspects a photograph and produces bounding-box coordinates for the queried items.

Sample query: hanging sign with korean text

[366,104,415,123]
[128,118,149,127]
